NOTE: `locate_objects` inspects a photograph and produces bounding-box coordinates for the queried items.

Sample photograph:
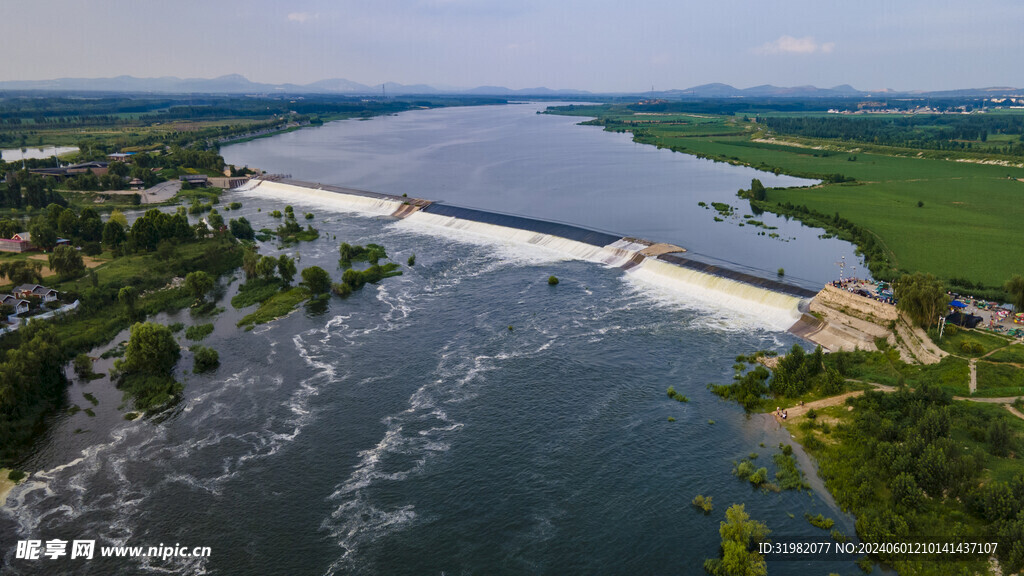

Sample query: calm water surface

[224,103,865,288]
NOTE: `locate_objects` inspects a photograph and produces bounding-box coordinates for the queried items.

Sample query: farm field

[552,104,1024,289]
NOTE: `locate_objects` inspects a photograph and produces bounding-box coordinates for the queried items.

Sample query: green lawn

[985,344,1024,364]
[976,362,1024,398]
[928,328,1011,358]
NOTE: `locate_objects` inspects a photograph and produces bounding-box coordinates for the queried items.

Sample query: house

[13,284,58,302]
[55,238,71,247]
[29,161,109,179]
[1,295,30,315]
[0,232,33,253]
[128,177,145,190]
[180,174,209,187]
[107,152,134,163]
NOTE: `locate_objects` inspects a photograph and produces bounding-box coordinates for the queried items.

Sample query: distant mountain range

[0,74,1020,98]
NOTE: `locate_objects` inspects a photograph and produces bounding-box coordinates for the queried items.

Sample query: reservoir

[223,102,864,289]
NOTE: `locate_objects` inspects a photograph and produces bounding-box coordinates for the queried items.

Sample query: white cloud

[755,36,835,55]
[287,12,315,23]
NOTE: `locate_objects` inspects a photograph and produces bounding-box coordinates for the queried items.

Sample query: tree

[228,217,255,241]
[750,178,766,201]
[989,419,1012,457]
[108,209,128,228]
[277,255,296,284]
[28,220,57,251]
[73,354,94,379]
[78,208,103,241]
[891,472,924,511]
[895,272,947,328]
[242,245,259,280]
[184,271,214,303]
[1006,275,1024,312]
[301,266,331,295]
[256,256,277,280]
[0,260,43,285]
[116,322,180,376]
[48,245,85,279]
[102,220,126,251]
[118,286,138,315]
[704,504,770,576]
[57,209,79,238]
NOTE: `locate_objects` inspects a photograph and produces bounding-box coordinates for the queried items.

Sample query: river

[1,103,866,575]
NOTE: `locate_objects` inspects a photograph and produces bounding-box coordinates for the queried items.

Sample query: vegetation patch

[113,322,182,412]
[190,345,219,373]
[691,494,713,514]
[237,286,312,328]
[185,323,214,341]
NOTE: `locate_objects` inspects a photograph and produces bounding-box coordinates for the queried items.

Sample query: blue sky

[3,0,1022,91]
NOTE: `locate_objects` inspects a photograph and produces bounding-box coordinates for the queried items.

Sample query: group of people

[775,406,788,420]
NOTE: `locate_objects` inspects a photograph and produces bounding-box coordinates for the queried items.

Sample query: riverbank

[545,104,1024,291]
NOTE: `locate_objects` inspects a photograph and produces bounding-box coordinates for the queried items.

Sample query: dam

[239,177,824,333]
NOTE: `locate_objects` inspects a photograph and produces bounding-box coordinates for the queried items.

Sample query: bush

[82,242,102,256]
[407,254,416,266]
[331,282,353,298]
[185,323,214,341]
[73,353,93,378]
[805,513,835,530]
[548,275,559,285]
[191,345,219,373]
[7,469,26,483]
[692,494,714,514]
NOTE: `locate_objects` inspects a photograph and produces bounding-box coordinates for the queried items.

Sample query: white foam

[236,180,403,216]
[400,211,638,267]
[625,258,804,331]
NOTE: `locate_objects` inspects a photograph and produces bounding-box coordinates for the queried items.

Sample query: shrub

[185,323,214,341]
[692,494,714,514]
[331,282,353,298]
[548,275,559,285]
[7,469,26,483]
[805,513,835,530]
[191,345,219,373]
[73,354,94,378]
[407,254,416,266]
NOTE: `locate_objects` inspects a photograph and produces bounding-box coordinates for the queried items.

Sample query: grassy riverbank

[546,104,1024,290]
[710,344,1024,575]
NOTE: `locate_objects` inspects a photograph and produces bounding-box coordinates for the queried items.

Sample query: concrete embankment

[235,177,820,329]
[790,284,946,364]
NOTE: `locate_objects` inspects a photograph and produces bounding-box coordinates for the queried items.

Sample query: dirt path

[773,381,896,420]
[772,379,1024,422]
[969,358,978,394]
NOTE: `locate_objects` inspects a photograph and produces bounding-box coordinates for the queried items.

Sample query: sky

[2,0,1022,92]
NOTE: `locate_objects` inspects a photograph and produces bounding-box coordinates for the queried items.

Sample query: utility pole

[834,256,846,283]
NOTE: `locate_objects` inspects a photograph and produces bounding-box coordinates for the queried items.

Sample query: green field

[551,105,1024,289]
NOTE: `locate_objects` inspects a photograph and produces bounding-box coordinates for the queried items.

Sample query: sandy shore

[0,467,26,507]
